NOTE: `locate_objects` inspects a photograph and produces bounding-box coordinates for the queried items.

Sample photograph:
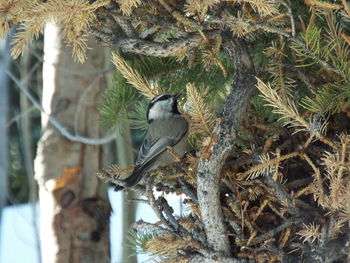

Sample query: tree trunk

[34,23,110,263]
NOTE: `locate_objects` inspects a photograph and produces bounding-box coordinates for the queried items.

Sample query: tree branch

[132,219,171,235]
[189,252,247,263]
[196,37,256,256]
[209,18,340,75]
[88,27,219,57]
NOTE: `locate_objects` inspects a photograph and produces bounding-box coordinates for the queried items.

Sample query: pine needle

[8,0,104,63]
[186,83,214,136]
[229,0,279,16]
[238,151,300,180]
[297,222,321,243]
[145,235,201,259]
[256,78,309,133]
[184,0,219,21]
[112,52,158,99]
[116,0,141,16]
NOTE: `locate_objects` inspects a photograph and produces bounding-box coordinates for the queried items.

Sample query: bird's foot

[167,146,181,162]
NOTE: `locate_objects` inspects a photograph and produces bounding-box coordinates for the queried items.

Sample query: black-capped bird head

[146,93,181,122]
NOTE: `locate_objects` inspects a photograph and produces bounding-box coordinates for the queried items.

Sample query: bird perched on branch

[114,93,189,191]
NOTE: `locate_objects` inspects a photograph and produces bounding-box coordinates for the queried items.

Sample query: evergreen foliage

[292,11,350,117]
[127,229,158,255]
[99,52,232,140]
[3,0,350,262]
[96,2,350,262]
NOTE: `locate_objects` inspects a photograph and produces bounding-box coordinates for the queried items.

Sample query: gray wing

[135,118,188,167]
[135,134,181,166]
[114,117,188,189]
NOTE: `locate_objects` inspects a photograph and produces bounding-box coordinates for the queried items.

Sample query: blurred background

[0,189,184,263]
[0,26,185,263]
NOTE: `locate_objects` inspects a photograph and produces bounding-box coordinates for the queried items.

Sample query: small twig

[146,180,175,231]
[156,0,203,30]
[249,219,297,246]
[3,106,36,128]
[90,25,219,57]
[157,196,207,243]
[285,177,313,189]
[132,219,172,236]
[300,153,328,207]
[282,1,296,37]
[178,178,198,201]
[302,134,315,149]
[295,68,316,91]
[126,198,149,204]
[97,169,126,185]
[261,174,300,216]
[158,196,182,231]
[88,27,115,44]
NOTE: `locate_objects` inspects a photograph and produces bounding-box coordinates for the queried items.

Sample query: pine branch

[186,83,215,136]
[304,0,343,10]
[237,151,300,180]
[111,52,157,99]
[256,78,309,133]
[7,0,110,62]
[229,0,280,17]
[117,0,141,16]
[296,222,321,243]
[209,17,341,75]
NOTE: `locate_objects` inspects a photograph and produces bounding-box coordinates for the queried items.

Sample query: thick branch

[189,253,247,263]
[89,28,219,57]
[196,37,256,257]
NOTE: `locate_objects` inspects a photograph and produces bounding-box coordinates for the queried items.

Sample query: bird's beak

[174,93,182,99]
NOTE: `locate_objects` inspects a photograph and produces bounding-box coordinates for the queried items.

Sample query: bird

[114,93,189,191]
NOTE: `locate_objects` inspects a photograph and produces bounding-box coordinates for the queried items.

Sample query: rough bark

[89,28,219,57]
[34,23,110,263]
[196,37,256,261]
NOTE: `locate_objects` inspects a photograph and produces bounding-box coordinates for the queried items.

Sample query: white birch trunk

[34,23,110,263]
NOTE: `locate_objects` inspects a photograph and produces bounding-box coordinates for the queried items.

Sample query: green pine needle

[127,229,158,255]
[99,74,137,133]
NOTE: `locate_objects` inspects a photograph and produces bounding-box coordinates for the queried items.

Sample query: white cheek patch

[148,100,172,120]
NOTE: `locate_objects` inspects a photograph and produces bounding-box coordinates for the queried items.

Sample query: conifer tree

[2,0,350,262]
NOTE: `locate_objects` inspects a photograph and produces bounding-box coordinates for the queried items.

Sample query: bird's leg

[148,170,159,177]
[166,146,181,162]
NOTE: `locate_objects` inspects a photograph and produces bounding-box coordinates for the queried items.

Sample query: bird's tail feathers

[114,165,144,192]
